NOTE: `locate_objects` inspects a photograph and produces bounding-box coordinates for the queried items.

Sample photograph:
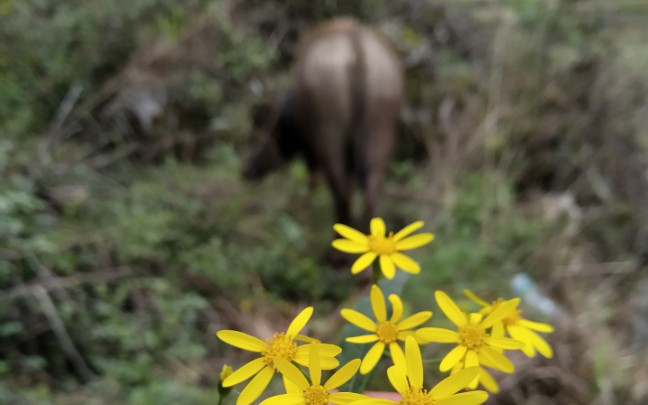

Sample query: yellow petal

[222,357,265,387]
[463,290,491,308]
[294,334,318,343]
[392,221,424,241]
[481,298,520,329]
[440,345,467,372]
[388,294,403,322]
[333,223,369,243]
[351,252,377,274]
[217,330,266,352]
[416,327,459,344]
[318,356,340,370]
[341,309,377,332]
[476,350,501,370]
[360,342,385,374]
[387,364,409,395]
[395,233,434,251]
[478,367,499,393]
[405,336,423,388]
[485,336,524,350]
[371,217,386,237]
[491,321,505,339]
[389,342,406,370]
[465,350,479,368]
[519,319,554,333]
[316,343,343,357]
[282,374,301,394]
[380,255,396,279]
[397,331,416,343]
[286,306,313,338]
[309,344,321,386]
[397,311,432,331]
[506,325,535,357]
[371,285,387,322]
[390,252,421,274]
[430,367,479,398]
[333,239,369,253]
[435,291,467,327]
[273,357,310,391]
[324,359,361,390]
[346,334,379,344]
[237,365,274,405]
[436,391,488,405]
[508,325,553,358]
[295,344,341,369]
[329,392,368,405]
[479,346,514,373]
[259,394,304,405]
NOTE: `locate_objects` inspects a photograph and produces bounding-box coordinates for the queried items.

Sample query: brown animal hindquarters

[243,18,403,228]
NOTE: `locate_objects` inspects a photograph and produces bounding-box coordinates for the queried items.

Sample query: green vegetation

[1,0,648,404]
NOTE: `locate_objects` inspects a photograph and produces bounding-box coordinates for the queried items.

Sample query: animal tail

[348,26,368,189]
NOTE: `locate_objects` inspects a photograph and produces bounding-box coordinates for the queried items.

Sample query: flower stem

[372,260,381,284]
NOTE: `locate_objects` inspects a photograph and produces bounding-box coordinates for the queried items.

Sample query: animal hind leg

[325,165,352,226]
[362,126,394,228]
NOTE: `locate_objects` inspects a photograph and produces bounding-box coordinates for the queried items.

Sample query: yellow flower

[464,290,554,358]
[350,336,489,405]
[416,291,524,392]
[341,285,432,374]
[260,344,366,405]
[332,218,434,279]
[217,307,342,405]
[219,364,234,382]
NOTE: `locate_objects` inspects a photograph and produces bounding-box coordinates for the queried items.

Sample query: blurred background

[1,0,648,404]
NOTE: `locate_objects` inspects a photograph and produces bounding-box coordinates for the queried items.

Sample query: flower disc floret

[377,321,399,343]
[304,386,328,405]
[262,332,298,367]
[400,386,431,405]
[458,325,487,351]
[369,232,397,255]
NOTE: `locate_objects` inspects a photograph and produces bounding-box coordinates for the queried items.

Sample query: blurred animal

[243,18,403,227]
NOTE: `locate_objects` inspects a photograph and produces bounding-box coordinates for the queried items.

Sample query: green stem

[372,260,382,284]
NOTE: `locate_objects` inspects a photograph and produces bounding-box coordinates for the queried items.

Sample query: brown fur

[243,18,403,227]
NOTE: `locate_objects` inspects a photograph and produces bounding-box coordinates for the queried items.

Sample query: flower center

[262,332,298,367]
[304,385,328,405]
[399,386,434,405]
[503,308,522,326]
[376,321,399,343]
[369,232,396,255]
[458,325,488,351]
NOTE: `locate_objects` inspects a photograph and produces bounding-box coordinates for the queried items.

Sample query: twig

[0,267,134,302]
[33,285,95,381]
[45,83,84,147]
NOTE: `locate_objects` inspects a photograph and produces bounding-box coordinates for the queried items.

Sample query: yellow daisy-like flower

[416,291,524,392]
[332,217,434,279]
[341,285,433,374]
[261,344,366,405]
[464,290,554,358]
[350,336,489,405]
[217,307,342,405]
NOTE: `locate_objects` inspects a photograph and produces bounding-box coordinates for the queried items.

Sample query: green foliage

[403,173,550,302]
